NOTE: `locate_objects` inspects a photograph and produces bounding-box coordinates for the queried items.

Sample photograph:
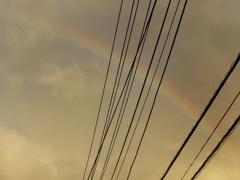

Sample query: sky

[0,0,239,180]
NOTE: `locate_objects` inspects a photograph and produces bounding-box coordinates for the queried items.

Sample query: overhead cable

[116,0,182,178]
[126,0,189,179]
[88,0,155,177]
[100,0,137,145]
[99,0,153,179]
[82,0,124,179]
[160,52,240,180]
[86,0,157,178]
[181,91,240,179]
[191,115,240,179]
[91,0,140,178]
[110,0,174,179]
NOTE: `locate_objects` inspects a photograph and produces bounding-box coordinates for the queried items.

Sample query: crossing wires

[180,91,240,179]
[85,0,158,179]
[83,0,239,179]
[82,0,124,179]
[160,54,240,179]
[126,0,189,178]
[191,115,240,179]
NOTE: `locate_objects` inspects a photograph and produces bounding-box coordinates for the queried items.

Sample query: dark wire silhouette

[191,115,240,179]
[87,51,134,180]
[110,0,173,179]
[100,0,137,146]
[160,53,240,179]
[90,0,156,179]
[116,0,182,178]
[126,0,189,179]
[99,0,153,179]
[100,0,159,144]
[90,0,139,178]
[181,91,240,179]
[82,0,124,179]
[86,1,157,178]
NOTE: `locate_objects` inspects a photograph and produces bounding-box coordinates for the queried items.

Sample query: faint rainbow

[0,9,199,121]
[0,8,239,162]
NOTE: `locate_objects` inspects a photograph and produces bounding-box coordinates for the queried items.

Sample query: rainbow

[1,7,239,164]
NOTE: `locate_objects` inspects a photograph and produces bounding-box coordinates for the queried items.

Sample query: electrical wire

[97,0,157,177]
[100,0,137,145]
[181,91,240,179]
[82,0,124,179]
[126,0,189,179]
[191,115,240,180]
[101,0,159,142]
[99,0,153,179]
[87,55,134,180]
[90,0,156,178]
[116,0,182,178]
[86,2,157,178]
[160,51,240,180]
[90,0,139,178]
[110,0,174,179]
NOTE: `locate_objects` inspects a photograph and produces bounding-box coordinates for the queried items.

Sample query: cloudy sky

[0,0,239,179]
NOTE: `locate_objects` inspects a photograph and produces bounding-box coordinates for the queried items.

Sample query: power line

[111,2,155,179]
[126,0,189,179]
[89,0,157,177]
[90,0,140,178]
[100,0,159,143]
[160,53,240,179]
[99,72,132,180]
[99,0,153,179]
[87,55,134,180]
[116,0,182,178]
[191,115,240,180]
[86,2,157,177]
[181,91,240,179]
[110,0,174,179]
[82,0,124,179]
[100,0,137,145]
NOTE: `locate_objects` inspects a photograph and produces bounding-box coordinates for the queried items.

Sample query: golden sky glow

[0,0,239,179]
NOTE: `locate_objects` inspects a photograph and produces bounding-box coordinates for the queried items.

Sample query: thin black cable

[114,2,154,178]
[87,1,160,177]
[116,0,181,178]
[82,0,124,179]
[99,0,151,178]
[191,115,240,180]
[90,1,154,176]
[126,1,189,179]
[96,3,155,177]
[114,31,149,180]
[101,0,158,144]
[99,71,132,180]
[160,53,240,179]
[89,12,152,180]
[181,91,240,179]
[87,59,134,180]
[100,12,151,180]
[87,37,144,180]
[101,0,138,142]
[110,1,173,179]
[100,0,136,148]
[90,0,139,178]
[86,6,155,178]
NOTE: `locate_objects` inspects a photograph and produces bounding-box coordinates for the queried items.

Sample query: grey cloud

[0,0,239,179]
[0,126,85,180]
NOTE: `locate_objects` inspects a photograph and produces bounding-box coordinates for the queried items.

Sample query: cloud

[37,63,98,101]
[0,0,239,179]
[0,126,53,180]
[198,163,232,180]
[0,126,85,180]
